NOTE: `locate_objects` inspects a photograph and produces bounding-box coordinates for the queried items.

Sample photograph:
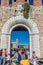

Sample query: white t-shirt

[7,55,10,60]
[14,52,18,59]
[26,51,30,59]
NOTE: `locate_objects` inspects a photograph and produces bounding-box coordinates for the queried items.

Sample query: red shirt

[2,50,7,57]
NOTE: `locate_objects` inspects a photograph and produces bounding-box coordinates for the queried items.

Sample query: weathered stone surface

[0,1,43,57]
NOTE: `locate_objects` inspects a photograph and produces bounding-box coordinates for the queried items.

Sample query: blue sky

[11,31,30,46]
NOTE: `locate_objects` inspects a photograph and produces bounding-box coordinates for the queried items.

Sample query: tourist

[11,49,15,57]
[2,49,7,65]
[11,49,22,65]
[11,49,18,64]
[18,49,22,55]
[18,50,22,62]
[20,52,30,65]
[21,51,25,59]
[32,51,37,65]
[1,49,3,65]
[6,53,10,64]
[0,49,2,65]
[26,49,30,59]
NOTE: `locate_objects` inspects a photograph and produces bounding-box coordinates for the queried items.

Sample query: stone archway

[1,16,40,58]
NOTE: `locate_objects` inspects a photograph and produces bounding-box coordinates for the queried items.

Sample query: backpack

[18,53,21,62]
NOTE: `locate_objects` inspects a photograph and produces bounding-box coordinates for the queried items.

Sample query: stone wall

[0,5,43,57]
[0,7,16,49]
[31,6,43,57]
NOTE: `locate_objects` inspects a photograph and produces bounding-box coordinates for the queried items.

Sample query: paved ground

[5,60,43,65]
[30,60,43,65]
[30,60,39,65]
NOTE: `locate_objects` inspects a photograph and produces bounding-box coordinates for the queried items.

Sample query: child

[32,51,37,65]
[6,53,10,64]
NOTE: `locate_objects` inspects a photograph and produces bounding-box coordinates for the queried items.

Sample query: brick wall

[33,0,42,6]
[1,0,9,6]
[1,0,26,7]
[0,0,42,7]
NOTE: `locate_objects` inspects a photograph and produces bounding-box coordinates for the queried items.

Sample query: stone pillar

[33,0,42,6]
[7,34,11,53]
[1,34,11,53]
[32,34,40,57]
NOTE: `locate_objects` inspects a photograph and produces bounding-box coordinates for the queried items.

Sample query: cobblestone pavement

[30,60,43,65]
[30,60,39,65]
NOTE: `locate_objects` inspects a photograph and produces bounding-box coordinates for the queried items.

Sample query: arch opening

[10,26,30,57]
